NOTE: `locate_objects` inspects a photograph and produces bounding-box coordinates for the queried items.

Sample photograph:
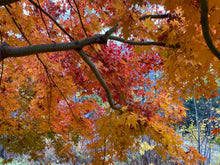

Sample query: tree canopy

[0,0,219,164]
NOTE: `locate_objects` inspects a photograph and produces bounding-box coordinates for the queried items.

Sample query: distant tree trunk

[207,99,213,164]
[0,144,6,159]
[194,98,201,154]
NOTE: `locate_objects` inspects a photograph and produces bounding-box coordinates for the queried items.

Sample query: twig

[109,35,180,48]
[0,59,3,87]
[28,0,74,40]
[36,54,78,120]
[72,0,105,63]
[67,0,76,12]
[0,31,3,86]
[4,5,29,42]
[36,0,51,40]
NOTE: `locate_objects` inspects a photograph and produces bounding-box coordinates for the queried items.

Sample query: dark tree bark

[0,0,20,6]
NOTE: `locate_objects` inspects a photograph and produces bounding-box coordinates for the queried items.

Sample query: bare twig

[28,0,74,40]
[109,35,180,48]
[0,31,3,86]
[36,0,51,40]
[5,5,31,42]
[67,0,76,12]
[72,0,87,37]
[36,54,78,120]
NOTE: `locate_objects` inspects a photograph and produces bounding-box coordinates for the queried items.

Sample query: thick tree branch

[78,50,121,111]
[0,0,19,6]
[0,25,118,60]
[200,0,220,60]
[0,28,179,61]
[139,13,179,20]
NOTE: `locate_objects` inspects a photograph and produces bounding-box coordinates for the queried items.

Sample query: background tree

[182,96,220,164]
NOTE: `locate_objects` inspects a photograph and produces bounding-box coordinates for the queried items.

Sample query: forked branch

[78,50,121,111]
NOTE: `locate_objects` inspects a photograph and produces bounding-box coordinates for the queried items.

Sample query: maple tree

[0,0,220,164]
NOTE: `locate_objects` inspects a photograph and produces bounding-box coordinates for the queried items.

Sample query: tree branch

[36,0,51,40]
[0,0,19,6]
[109,35,180,48]
[139,13,179,20]
[78,50,121,111]
[199,0,220,60]
[0,27,181,61]
[0,25,119,60]
[0,31,3,86]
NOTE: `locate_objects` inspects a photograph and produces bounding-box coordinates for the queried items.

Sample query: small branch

[72,0,106,63]
[109,35,180,48]
[0,60,3,87]
[4,5,30,43]
[36,0,51,40]
[37,54,78,120]
[78,50,121,111]
[109,36,165,46]
[72,0,87,37]
[0,31,4,87]
[139,13,179,20]
[28,0,74,40]
[0,31,3,86]
[67,0,76,12]
[199,0,220,60]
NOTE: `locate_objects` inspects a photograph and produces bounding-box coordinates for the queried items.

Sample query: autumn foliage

[0,0,219,164]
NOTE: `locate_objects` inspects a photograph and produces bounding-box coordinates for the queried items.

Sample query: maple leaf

[212,128,220,136]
